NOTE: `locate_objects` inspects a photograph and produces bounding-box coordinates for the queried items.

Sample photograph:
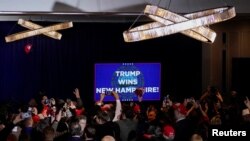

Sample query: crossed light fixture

[5,19,73,43]
[123,2,236,43]
[17,19,62,40]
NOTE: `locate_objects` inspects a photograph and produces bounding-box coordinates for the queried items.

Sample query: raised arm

[73,88,84,108]
[112,91,122,122]
[200,91,209,101]
[216,92,223,103]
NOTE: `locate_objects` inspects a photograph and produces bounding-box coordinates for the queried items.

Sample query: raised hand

[73,88,80,98]
[13,113,23,125]
[112,91,120,100]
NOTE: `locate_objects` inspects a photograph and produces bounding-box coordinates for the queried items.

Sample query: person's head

[95,111,111,124]
[36,118,50,132]
[84,125,96,139]
[77,115,87,133]
[75,107,85,116]
[147,110,157,122]
[190,134,203,141]
[209,86,218,96]
[231,90,238,97]
[101,135,115,141]
[43,126,55,141]
[121,104,134,119]
[133,104,141,114]
[69,120,82,136]
[162,125,175,141]
[41,95,48,106]
[210,115,222,125]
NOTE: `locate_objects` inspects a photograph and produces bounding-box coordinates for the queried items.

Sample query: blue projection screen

[94,63,161,101]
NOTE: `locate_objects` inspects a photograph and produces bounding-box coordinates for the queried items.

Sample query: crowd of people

[0,86,250,141]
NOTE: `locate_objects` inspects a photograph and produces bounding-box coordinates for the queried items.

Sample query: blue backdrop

[95,63,161,101]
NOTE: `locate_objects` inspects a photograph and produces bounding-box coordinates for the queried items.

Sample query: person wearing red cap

[162,125,175,141]
[172,102,194,141]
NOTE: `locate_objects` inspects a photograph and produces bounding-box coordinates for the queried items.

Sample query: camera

[104,90,113,95]
[44,99,50,105]
[21,112,32,119]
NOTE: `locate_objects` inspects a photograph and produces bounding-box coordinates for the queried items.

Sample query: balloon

[24,44,32,54]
